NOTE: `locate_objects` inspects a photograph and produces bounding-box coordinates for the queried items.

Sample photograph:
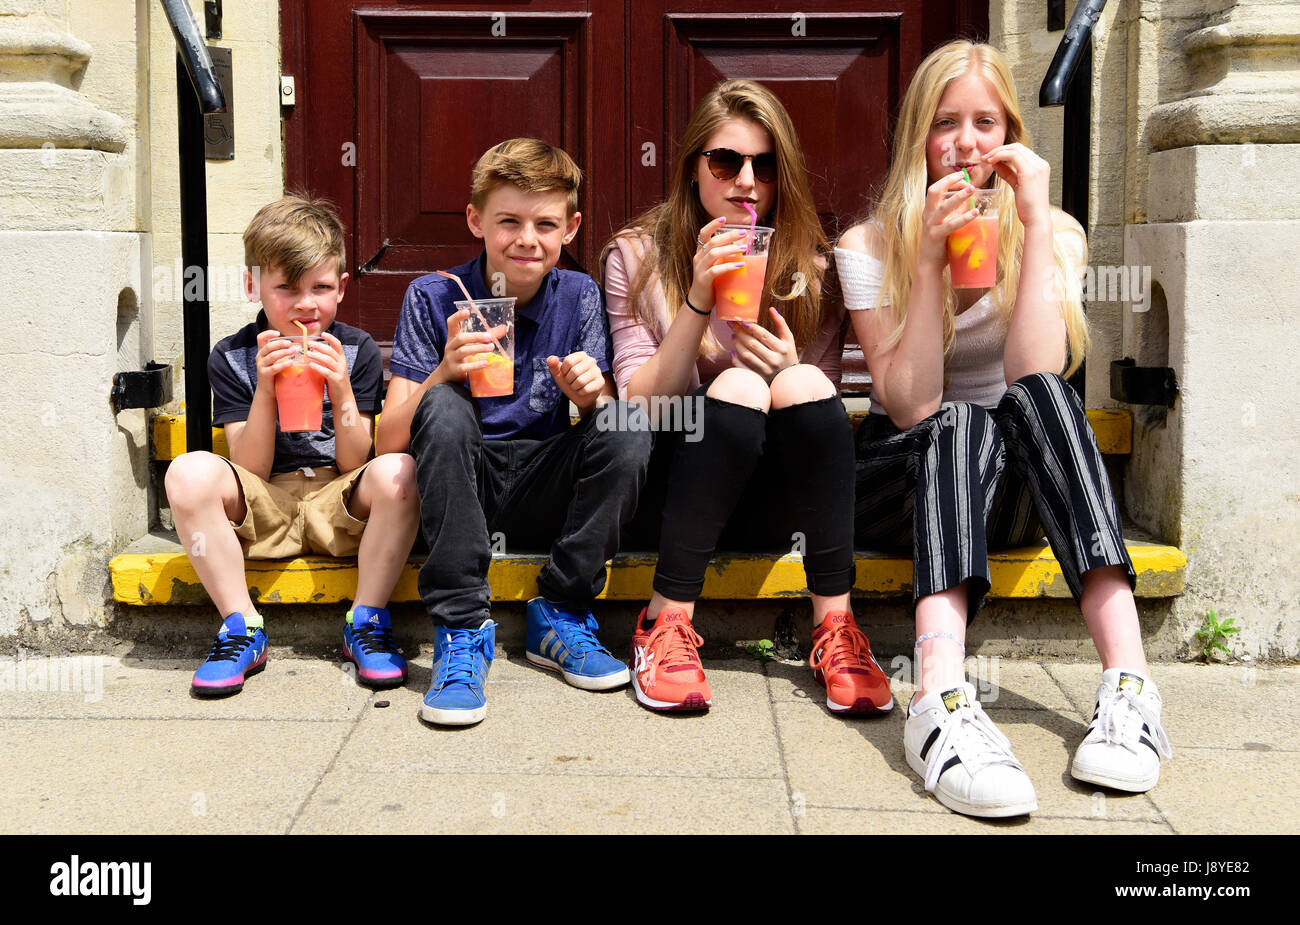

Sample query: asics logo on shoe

[634,645,654,676]
[1117,673,1143,695]
[942,688,971,713]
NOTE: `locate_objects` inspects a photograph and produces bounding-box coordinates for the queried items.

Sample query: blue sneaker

[525,597,630,691]
[420,620,495,726]
[191,613,268,697]
[342,605,408,688]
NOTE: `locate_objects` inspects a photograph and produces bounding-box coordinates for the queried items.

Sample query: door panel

[354,10,591,337]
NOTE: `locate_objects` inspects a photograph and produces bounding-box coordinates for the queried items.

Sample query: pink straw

[742,202,758,255]
[435,271,507,357]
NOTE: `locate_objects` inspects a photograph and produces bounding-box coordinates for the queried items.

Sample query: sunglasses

[701,148,778,185]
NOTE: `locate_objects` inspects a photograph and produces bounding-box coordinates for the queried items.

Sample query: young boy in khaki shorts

[166,195,420,696]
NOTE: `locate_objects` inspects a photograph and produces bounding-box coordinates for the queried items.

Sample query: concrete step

[112,529,1184,607]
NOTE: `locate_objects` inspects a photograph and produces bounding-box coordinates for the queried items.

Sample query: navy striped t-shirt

[209,312,384,473]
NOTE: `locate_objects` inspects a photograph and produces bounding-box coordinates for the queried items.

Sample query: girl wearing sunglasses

[600,78,892,716]
[835,40,1171,818]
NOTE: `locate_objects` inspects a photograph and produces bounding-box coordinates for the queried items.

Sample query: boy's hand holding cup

[261,329,328,433]
[436,308,492,383]
[253,328,301,395]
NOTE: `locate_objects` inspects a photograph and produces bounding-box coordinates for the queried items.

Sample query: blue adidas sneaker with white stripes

[420,620,495,726]
[525,597,630,691]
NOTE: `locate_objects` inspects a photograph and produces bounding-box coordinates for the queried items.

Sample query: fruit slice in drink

[713,253,768,322]
[469,350,514,398]
[275,362,325,432]
[947,214,999,289]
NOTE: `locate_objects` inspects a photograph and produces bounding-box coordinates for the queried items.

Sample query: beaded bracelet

[914,631,966,655]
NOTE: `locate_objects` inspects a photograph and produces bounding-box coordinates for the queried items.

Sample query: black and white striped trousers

[854,372,1136,620]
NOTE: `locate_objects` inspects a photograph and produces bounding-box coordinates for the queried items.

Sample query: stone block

[1148,144,1300,222]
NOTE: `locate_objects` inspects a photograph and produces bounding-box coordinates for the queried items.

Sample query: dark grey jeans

[408,382,652,628]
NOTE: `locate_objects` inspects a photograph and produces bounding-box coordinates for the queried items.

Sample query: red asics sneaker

[809,612,894,715]
[630,607,711,711]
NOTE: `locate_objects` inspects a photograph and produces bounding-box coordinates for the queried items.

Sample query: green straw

[962,168,976,212]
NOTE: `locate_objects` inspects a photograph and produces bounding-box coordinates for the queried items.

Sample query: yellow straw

[293,319,309,357]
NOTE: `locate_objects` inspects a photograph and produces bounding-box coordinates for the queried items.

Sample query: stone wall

[0,0,146,636]
[1124,0,1300,657]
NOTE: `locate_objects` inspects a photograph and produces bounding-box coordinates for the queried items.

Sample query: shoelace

[351,623,400,656]
[923,699,1023,794]
[435,631,485,687]
[1094,687,1174,758]
[649,619,705,670]
[205,633,257,664]
[554,614,607,656]
[809,622,872,672]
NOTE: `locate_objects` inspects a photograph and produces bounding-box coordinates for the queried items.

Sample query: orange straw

[435,270,507,356]
[293,319,309,357]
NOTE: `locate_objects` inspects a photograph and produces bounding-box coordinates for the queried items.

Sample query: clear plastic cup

[712,224,775,322]
[457,298,516,398]
[947,190,1000,289]
[272,335,326,432]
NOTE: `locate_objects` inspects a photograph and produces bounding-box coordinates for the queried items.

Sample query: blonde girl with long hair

[836,40,1171,818]
[601,79,892,716]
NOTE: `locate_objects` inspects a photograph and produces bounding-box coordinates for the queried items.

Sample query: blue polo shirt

[390,252,612,440]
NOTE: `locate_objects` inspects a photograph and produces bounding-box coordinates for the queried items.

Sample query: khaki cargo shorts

[223,459,373,559]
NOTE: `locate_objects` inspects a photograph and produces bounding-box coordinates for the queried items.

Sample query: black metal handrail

[1040,0,1107,400]
[160,0,226,454]
[1040,0,1107,107]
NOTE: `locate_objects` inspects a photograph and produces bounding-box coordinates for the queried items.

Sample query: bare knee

[364,453,418,506]
[706,367,771,413]
[770,364,835,410]
[165,452,234,511]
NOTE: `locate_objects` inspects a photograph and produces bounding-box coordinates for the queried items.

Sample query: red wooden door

[282,1,986,344]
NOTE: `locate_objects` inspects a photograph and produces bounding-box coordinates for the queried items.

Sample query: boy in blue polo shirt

[378,138,651,725]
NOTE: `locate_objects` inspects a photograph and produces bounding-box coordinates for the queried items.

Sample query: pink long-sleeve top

[601,233,847,399]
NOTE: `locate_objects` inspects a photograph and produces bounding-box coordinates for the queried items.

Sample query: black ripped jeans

[625,388,856,601]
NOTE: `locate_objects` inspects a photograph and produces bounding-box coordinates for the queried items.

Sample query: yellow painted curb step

[152,408,1133,461]
[111,542,1184,606]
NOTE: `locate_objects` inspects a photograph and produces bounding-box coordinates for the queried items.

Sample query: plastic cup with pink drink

[272,335,326,432]
[947,189,1000,288]
[712,224,775,322]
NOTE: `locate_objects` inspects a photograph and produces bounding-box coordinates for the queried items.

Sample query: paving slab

[329,653,784,780]
[0,653,370,721]
[0,719,350,834]
[294,772,795,834]
[1144,748,1300,835]
[1045,662,1300,751]
[774,701,936,812]
[799,807,1174,835]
